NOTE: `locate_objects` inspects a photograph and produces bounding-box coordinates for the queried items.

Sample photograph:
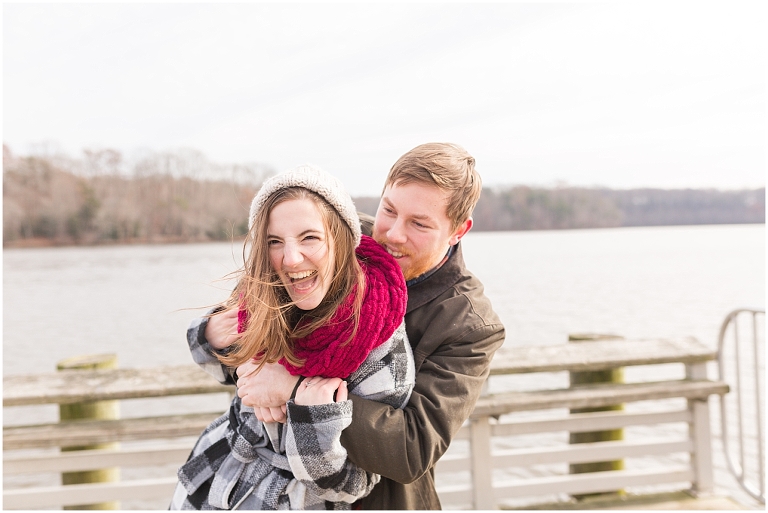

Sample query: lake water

[3,224,765,508]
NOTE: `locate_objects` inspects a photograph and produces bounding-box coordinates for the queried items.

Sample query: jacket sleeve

[285,400,380,502]
[284,324,415,502]
[340,298,505,484]
[187,308,236,385]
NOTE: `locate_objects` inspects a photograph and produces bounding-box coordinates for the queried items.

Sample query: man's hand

[236,361,299,423]
[255,405,288,424]
[205,307,240,350]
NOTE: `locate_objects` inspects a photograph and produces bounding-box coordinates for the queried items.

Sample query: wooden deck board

[471,379,729,417]
[3,365,233,406]
[3,337,716,407]
[3,412,222,450]
[508,491,752,510]
[490,337,716,375]
[3,335,743,510]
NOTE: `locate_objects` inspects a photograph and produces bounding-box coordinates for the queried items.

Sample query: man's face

[373,181,471,281]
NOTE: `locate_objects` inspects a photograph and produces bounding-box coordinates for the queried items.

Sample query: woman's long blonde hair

[216,187,365,369]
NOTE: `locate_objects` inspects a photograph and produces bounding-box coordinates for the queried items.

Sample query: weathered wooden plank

[4,443,193,474]
[3,412,221,450]
[490,337,716,375]
[5,380,727,449]
[2,338,715,407]
[3,365,232,406]
[2,338,713,407]
[2,477,178,509]
[471,380,729,417]
[435,468,698,507]
[437,441,695,476]
[493,466,694,499]
[492,438,694,467]
[490,409,692,437]
[436,413,694,473]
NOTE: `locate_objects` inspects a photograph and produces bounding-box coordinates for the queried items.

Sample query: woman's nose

[282,242,304,267]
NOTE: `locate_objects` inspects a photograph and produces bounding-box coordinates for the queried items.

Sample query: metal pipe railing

[717,307,765,505]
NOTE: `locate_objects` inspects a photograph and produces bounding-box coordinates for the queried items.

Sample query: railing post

[470,415,495,509]
[568,333,625,501]
[686,360,715,496]
[57,354,121,510]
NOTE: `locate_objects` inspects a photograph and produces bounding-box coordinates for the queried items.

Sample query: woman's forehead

[267,197,326,235]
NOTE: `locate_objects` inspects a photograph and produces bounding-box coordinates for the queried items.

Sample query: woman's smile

[286,270,318,293]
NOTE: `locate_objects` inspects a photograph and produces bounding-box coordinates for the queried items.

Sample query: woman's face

[267,197,335,310]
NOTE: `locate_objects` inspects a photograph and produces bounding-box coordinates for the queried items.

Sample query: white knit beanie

[248,164,362,247]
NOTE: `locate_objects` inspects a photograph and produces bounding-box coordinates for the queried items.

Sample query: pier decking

[1,336,749,509]
[516,491,749,510]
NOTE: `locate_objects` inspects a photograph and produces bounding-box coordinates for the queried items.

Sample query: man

[202,142,505,509]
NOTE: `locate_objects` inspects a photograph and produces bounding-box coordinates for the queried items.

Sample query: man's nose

[387,219,407,244]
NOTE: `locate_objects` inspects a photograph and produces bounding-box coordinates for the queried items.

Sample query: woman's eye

[267,239,281,246]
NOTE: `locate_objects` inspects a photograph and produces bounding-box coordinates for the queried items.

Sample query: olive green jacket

[340,215,506,509]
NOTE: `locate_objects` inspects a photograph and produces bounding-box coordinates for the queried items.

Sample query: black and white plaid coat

[170,314,415,510]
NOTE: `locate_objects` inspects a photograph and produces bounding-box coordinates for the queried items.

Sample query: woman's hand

[205,307,240,350]
[294,377,348,406]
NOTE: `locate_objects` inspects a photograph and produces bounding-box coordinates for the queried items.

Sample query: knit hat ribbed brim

[248,165,361,247]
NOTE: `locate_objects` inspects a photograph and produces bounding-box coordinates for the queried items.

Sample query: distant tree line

[598,188,765,227]
[357,186,764,231]
[3,144,764,247]
[3,145,271,246]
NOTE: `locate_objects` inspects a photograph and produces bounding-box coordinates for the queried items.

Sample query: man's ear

[449,217,473,246]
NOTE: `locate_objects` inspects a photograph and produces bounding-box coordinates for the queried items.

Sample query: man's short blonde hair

[384,142,482,230]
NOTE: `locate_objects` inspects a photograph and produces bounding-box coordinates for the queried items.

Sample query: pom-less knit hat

[248,164,362,247]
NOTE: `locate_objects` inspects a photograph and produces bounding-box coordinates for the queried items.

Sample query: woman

[170,165,415,510]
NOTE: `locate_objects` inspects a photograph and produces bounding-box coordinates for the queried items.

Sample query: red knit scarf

[238,235,407,378]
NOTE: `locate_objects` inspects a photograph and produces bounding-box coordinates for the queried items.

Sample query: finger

[302,377,337,397]
[295,377,342,406]
[316,377,342,389]
[336,380,348,402]
[236,360,258,380]
[270,406,287,424]
[259,407,276,424]
[254,408,265,422]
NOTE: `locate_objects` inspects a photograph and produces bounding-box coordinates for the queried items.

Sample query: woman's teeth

[287,270,317,282]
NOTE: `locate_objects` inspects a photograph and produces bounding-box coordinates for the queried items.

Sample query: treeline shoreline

[3,145,764,249]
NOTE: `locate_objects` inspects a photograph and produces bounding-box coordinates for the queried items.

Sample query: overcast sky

[3,2,766,196]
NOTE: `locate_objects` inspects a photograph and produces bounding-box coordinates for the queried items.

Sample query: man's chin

[396,264,413,282]
[402,263,432,282]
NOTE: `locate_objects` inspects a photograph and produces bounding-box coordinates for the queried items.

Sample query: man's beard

[374,236,437,282]
[400,254,438,282]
